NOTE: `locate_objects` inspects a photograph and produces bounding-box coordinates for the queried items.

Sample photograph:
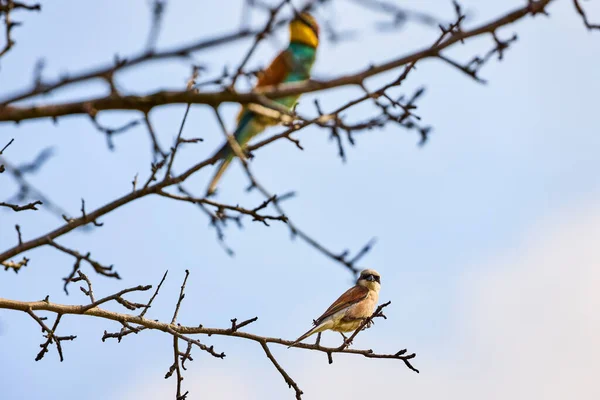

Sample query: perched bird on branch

[288,269,381,347]
[206,12,320,195]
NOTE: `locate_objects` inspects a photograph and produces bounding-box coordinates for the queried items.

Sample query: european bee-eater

[206,12,320,195]
[288,269,381,347]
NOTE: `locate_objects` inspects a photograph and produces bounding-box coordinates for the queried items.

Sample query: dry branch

[0,272,417,399]
[0,0,553,123]
[2,0,597,397]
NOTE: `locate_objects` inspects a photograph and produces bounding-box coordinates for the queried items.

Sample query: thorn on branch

[80,198,103,227]
[528,0,550,16]
[15,224,22,245]
[131,173,138,191]
[229,316,259,332]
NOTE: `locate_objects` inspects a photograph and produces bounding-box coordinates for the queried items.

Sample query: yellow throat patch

[289,13,319,48]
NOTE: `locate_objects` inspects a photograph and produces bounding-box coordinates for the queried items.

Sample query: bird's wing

[236,50,292,124]
[313,285,369,326]
[256,50,292,87]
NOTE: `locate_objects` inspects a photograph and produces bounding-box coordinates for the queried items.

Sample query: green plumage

[207,42,317,195]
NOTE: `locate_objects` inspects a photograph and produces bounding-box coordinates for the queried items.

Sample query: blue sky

[1,1,600,399]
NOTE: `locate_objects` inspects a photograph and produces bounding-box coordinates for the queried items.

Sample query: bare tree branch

[0,1,41,59]
[0,272,417,399]
[573,0,600,30]
[1,1,593,397]
[0,199,42,211]
[0,0,554,123]
[0,28,259,106]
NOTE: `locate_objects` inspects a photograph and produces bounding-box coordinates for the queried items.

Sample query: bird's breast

[345,291,378,320]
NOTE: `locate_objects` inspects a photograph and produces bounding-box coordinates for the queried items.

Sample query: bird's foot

[339,332,353,347]
[315,332,322,347]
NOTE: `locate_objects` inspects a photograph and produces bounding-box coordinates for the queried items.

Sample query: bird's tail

[205,111,256,196]
[287,324,323,348]
[206,154,233,196]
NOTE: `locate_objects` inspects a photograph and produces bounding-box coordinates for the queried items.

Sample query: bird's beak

[366,275,375,282]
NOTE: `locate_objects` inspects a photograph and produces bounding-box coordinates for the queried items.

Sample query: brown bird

[288,269,381,347]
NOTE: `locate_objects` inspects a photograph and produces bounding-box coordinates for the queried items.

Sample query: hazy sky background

[1,0,599,399]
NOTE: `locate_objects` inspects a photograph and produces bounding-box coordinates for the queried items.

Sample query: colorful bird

[206,12,320,195]
[288,269,381,347]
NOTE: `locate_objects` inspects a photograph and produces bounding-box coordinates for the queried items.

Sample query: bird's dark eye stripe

[361,274,380,283]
